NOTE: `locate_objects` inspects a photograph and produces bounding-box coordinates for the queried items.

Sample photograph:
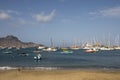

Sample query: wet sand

[0,69,120,80]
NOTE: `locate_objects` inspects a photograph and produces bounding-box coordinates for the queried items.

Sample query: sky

[0,0,120,47]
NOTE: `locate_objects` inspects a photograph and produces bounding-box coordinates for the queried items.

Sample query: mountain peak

[0,35,41,48]
[6,35,19,40]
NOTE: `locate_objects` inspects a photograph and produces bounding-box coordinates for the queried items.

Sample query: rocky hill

[0,35,42,48]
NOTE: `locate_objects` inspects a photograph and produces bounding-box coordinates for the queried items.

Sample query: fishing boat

[34,54,42,60]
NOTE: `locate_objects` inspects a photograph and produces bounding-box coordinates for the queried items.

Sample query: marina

[0,0,120,80]
[0,47,120,69]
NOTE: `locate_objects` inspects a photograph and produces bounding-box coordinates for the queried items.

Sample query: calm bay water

[0,48,120,69]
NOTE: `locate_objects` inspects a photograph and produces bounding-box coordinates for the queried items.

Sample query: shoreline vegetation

[0,69,120,80]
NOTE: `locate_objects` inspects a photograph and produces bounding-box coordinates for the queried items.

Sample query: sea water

[0,48,120,70]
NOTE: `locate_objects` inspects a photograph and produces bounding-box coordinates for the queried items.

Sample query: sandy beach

[0,69,120,80]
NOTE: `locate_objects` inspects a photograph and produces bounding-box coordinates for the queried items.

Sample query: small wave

[0,66,119,70]
[0,66,60,70]
[20,67,60,70]
[0,66,17,70]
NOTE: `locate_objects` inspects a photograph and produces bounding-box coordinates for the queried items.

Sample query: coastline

[0,66,120,71]
[0,69,120,80]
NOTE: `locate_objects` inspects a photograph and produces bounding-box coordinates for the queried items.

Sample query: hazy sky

[0,0,120,46]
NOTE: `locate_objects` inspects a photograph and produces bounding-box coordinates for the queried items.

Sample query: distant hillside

[0,35,43,48]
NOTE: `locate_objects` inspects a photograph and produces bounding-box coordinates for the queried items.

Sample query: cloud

[0,12,11,20]
[89,6,120,18]
[100,7,120,17]
[0,10,21,20]
[33,10,56,22]
[7,10,21,15]
[0,10,21,15]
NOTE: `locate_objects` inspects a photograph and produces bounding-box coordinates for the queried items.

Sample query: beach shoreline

[0,69,120,80]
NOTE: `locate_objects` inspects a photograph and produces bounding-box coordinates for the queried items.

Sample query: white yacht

[43,47,57,52]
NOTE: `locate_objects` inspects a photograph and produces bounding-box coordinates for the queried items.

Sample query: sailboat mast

[118,34,120,46]
[50,38,53,48]
[115,34,120,47]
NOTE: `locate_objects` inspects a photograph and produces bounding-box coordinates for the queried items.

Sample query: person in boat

[34,54,42,60]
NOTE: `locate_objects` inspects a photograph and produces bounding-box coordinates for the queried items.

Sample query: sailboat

[43,38,57,52]
[70,45,80,50]
[114,35,120,50]
[70,39,80,50]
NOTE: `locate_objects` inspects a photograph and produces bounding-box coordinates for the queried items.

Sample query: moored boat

[85,48,98,53]
[61,48,73,54]
[18,52,29,56]
[38,46,45,49]
[43,47,57,52]
[70,46,80,50]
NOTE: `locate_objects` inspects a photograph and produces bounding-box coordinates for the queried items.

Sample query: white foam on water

[0,66,17,70]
